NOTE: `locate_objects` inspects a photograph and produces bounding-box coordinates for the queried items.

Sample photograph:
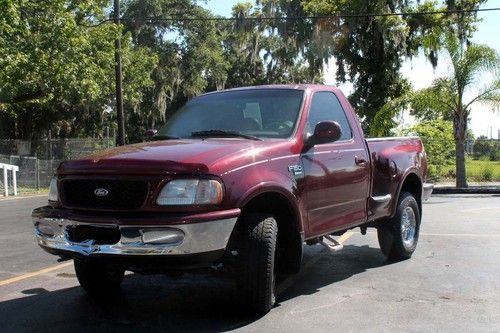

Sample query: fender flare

[390,167,424,218]
[237,181,305,235]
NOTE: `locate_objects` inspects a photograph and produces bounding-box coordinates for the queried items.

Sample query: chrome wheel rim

[401,207,416,247]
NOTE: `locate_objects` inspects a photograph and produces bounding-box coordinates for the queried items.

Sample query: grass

[1,187,48,197]
[441,159,500,182]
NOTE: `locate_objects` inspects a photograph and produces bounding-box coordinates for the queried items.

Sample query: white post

[3,167,7,197]
[12,169,17,196]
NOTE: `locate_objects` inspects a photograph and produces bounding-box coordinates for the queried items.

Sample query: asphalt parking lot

[1,194,499,332]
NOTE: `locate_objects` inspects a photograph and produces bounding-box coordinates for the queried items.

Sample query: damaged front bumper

[32,206,239,265]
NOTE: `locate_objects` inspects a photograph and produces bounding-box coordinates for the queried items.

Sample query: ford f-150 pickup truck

[32,84,433,314]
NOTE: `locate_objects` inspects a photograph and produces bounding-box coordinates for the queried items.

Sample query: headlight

[156,179,223,206]
[48,177,58,202]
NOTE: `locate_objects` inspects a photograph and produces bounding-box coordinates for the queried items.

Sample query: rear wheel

[74,260,125,297]
[237,213,278,315]
[377,192,420,260]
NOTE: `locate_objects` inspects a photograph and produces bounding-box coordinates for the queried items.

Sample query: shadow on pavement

[279,244,392,303]
[0,245,392,332]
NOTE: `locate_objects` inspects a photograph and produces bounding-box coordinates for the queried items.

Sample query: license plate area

[66,225,121,245]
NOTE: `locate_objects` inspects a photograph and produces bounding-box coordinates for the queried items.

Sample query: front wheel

[377,192,420,260]
[74,260,125,297]
[237,213,278,315]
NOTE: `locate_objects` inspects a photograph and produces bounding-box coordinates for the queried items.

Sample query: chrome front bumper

[34,217,237,257]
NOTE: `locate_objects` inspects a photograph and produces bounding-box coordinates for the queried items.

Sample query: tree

[301,0,490,133]
[0,0,157,140]
[121,0,327,142]
[301,0,448,131]
[403,120,455,180]
[417,35,499,187]
[374,34,500,187]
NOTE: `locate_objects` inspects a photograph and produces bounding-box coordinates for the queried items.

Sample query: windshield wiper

[150,135,180,141]
[191,130,262,141]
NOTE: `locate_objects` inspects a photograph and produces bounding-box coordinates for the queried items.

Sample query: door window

[307,92,352,141]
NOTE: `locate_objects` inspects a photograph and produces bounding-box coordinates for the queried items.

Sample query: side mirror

[311,121,342,145]
[144,129,158,141]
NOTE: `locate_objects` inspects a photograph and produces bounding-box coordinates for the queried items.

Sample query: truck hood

[58,139,293,176]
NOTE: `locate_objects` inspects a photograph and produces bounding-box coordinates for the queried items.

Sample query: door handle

[355,156,367,166]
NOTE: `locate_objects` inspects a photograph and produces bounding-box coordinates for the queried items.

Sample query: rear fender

[390,168,423,218]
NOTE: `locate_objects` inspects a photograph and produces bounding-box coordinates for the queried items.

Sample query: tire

[237,213,278,315]
[74,259,125,297]
[377,192,420,261]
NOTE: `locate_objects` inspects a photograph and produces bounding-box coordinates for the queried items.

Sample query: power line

[140,7,500,22]
[82,7,500,26]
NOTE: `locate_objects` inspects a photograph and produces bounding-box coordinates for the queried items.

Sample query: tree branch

[0,90,47,104]
[464,84,500,110]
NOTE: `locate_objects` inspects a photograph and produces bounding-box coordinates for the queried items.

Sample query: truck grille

[62,179,149,210]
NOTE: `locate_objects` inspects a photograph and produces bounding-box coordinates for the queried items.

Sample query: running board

[320,235,344,252]
[371,194,392,203]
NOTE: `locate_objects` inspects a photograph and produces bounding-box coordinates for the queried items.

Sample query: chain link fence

[0,138,114,160]
[0,138,114,195]
[409,138,500,183]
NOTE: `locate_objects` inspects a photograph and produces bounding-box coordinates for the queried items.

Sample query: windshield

[157,89,304,139]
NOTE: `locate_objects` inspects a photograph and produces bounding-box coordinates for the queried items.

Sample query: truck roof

[201,84,340,96]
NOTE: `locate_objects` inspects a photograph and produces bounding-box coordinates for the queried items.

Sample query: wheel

[237,213,278,315]
[74,259,125,297]
[377,192,420,260]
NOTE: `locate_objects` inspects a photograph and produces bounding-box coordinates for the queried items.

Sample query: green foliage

[473,136,500,161]
[0,0,157,140]
[417,34,499,186]
[301,0,449,131]
[0,0,495,147]
[302,0,488,133]
[480,164,493,181]
[402,120,455,180]
[375,28,499,186]
[438,159,500,181]
[122,0,327,142]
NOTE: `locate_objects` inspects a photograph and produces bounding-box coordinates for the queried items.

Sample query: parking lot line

[0,233,354,289]
[420,232,500,237]
[0,261,73,287]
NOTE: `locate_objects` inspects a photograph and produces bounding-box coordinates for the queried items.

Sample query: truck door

[301,91,370,237]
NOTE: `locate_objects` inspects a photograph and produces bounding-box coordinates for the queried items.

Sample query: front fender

[237,176,305,235]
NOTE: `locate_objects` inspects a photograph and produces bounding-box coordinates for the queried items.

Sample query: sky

[201,1,500,139]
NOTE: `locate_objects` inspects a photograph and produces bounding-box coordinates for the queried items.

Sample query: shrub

[481,166,493,181]
[402,120,455,180]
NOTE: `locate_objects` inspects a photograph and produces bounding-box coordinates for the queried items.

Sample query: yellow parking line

[0,233,355,288]
[0,261,73,287]
[336,231,354,244]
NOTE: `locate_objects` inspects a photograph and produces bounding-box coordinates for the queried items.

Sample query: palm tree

[410,35,499,187]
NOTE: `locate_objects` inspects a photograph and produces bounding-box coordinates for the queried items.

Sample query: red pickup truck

[32,85,432,314]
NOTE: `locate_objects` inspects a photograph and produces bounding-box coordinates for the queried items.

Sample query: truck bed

[365,136,427,221]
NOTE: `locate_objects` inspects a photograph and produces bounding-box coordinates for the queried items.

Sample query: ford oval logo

[94,188,109,197]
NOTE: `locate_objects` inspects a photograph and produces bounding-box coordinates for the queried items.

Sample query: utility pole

[114,0,125,146]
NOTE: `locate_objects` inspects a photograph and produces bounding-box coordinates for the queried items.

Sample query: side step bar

[320,235,344,252]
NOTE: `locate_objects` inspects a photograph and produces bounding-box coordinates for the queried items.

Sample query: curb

[433,186,500,194]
